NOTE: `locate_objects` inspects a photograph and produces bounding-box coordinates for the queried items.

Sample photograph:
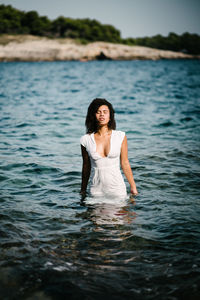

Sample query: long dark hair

[85,98,116,134]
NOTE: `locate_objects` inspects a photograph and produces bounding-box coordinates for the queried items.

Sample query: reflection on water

[84,196,137,226]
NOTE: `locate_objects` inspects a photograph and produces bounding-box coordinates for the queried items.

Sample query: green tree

[1,4,200,54]
[181,32,200,54]
[0,4,23,33]
[51,16,68,37]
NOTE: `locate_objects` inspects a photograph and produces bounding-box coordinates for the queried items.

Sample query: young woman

[80,98,138,198]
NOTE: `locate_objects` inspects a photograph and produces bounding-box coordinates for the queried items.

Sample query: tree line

[123,33,200,55]
[0,4,199,55]
[0,4,121,43]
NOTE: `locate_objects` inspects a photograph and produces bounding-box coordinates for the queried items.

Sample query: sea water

[0,60,200,299]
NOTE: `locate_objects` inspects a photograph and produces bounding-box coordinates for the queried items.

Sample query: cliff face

[0,35,197,62]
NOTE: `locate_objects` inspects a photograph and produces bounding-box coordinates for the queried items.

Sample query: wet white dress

[80,130,127,198]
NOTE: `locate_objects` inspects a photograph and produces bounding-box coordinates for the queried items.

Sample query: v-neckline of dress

[92,130,113,158]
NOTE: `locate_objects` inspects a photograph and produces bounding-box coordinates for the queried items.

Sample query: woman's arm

[120,136,138,195]
[81,145,91,194]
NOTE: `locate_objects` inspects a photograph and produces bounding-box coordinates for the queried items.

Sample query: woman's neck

[97,126,111,136]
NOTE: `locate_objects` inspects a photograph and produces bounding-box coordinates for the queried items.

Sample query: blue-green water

[0,60,200,299]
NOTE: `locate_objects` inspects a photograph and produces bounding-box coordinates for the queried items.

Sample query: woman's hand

[130,185,138,196]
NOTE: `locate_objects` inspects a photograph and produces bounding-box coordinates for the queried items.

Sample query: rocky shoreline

[0,35,198,62]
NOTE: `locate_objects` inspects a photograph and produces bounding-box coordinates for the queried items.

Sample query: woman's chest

[94,134,111,158]
[88,134,121,160]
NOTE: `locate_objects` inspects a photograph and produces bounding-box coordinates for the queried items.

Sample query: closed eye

[96,110,109,114]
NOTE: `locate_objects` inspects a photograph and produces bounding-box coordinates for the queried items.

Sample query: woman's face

[95,105,110,126]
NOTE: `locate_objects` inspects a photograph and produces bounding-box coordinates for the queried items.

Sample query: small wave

[15,122,31,128]
[23,163,62,175]
[115,109,137,115]
[180,117,193,123]
[70,89,80,93]
[122,95,135,100]
[156,121,174,127]
[175,93,185,99]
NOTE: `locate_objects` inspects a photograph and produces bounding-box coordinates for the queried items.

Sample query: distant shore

[0,35,199,62]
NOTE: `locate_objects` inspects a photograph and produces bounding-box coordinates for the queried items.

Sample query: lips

[99,118,105,121]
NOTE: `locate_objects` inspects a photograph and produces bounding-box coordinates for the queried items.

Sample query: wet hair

[85,98,116,134]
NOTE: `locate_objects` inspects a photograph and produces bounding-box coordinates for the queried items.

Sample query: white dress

[80,130,127,198]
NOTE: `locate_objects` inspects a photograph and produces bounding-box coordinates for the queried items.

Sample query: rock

[0,35,198,62]
[95,51,112,60]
